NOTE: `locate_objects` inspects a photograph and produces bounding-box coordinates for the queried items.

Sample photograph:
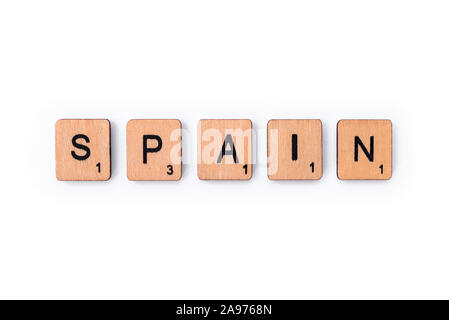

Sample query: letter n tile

[337,119,392,180]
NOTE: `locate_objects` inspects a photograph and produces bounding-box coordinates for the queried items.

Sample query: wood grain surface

[127,119,182,181]
[268,119,322,180]
[337,119,392,180]
[55,119,111,181]
[198,119,252,180]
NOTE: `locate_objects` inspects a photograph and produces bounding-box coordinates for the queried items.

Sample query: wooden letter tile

[198,119,252,180]
[337,119,392,180]
[55,119,111,181]
[127,119,182,181]
[268,119,322,180]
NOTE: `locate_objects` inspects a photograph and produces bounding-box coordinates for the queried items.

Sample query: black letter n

[354,136,374,162]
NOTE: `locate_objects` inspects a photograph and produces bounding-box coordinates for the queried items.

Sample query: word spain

[55,119,392,181]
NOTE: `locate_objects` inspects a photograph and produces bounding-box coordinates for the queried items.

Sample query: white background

[0,0,448,299]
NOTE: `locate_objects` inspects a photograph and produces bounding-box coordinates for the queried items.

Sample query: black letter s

[71,134,91,160]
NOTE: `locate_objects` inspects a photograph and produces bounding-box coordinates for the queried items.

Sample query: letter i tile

[268,119,322,180]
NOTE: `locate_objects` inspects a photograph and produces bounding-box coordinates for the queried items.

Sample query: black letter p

[143,135,163,164]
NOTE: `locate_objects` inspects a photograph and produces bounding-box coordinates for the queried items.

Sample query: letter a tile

[55,119,111,181]
[337,119,392,180]
[127,119,182,181]
[268,119,322,180]
[198,119,252,180]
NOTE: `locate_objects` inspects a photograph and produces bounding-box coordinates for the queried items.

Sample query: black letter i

[292,134,298,161]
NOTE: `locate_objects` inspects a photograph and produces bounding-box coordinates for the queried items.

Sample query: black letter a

[217,134,239,164]
[354,136,374,162]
